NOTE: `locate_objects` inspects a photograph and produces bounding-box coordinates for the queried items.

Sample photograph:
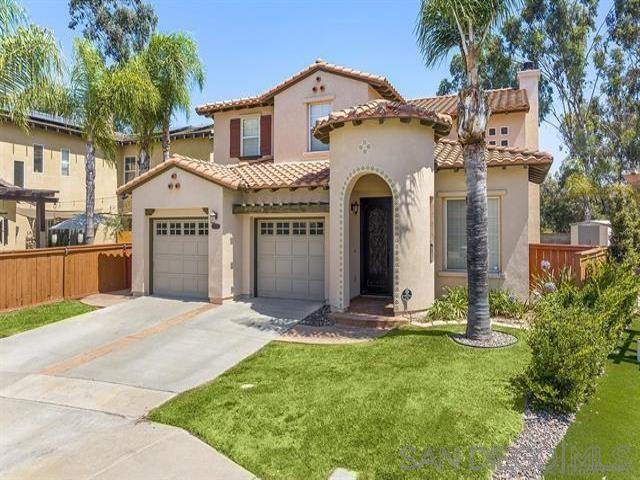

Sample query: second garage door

[257,219,325,300]
[153,219,208,299]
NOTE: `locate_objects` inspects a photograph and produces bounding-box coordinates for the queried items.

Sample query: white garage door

[257,219,325,300]
[153,219,208,299]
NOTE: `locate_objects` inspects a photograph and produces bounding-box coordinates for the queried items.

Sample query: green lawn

[150,326,530,479]
[0,300,96,338]
[546,317,640,480]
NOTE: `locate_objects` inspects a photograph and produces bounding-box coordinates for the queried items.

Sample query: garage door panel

[257,219,324,301]
[291,258,308,276]
[275,240,292,256]
[275,258,291,275]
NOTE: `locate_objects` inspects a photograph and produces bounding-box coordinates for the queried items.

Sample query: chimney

[517,62,540,150]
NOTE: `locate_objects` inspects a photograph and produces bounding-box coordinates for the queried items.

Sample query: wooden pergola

[0,178,58,248]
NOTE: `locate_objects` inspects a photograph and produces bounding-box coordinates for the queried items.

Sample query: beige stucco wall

[434,167,531,300]
[0,199,17,251]
[329,119,436,314]
[1,123,119,248]
[211,69,383,166]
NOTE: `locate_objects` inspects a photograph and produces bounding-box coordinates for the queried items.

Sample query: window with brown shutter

[260,115,272,156]
[230,118,241,158]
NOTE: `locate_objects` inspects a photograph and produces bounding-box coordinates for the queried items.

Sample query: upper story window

[33,144,44,173]
[309,102,331,152]
[61,149,70,176]
[501,126,509,135]
[241,117,260,157]
[124,156,138,183]
[14,161,24,188]
[488,127,496,136]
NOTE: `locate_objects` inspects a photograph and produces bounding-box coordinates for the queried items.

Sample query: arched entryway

[339,171,397,312]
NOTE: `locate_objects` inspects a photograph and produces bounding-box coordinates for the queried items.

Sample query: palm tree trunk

[458,81,492,341]
[162,117,170,162]
[139,141,150,173]
[84,136,96,245]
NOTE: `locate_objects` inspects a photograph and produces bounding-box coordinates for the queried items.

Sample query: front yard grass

[0,300,96,338]
[150,326,530,479]
[545,317,640,480]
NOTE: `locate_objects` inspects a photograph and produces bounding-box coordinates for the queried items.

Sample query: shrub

[608,184,640,263]
[426,286,467,321]
[425,287,528,321]
[522,260,640,412]
[489,289,528,319]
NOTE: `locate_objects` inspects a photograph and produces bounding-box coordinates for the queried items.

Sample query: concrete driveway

[0,296,321,480]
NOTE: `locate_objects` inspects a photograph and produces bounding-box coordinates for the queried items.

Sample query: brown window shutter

[230,118,241,158]
[260,115,272,156]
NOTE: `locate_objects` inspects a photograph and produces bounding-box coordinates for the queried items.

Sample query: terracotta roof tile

[196,59,404,115]
[118,138,552,195]
[117,155,329,194]
[409,88,530,116]
[313,99,452,143]
[435,138,552,183]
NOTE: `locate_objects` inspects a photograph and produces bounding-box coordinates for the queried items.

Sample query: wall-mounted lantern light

[210,211,220,230]
[350,201,359,215]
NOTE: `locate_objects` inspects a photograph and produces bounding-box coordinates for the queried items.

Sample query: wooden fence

[0,243,131,312]
[529,243,608,289]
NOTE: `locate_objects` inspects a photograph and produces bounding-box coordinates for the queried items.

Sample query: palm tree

[0,0,63,128]
[68,39,157,244]
[143,32,205,162]
[417,0,519,340]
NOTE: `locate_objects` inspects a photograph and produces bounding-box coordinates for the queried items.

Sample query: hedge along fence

[529,243,608,289]
[0,244,131,312]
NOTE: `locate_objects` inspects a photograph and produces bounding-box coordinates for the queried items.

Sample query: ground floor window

[445,197,500,272]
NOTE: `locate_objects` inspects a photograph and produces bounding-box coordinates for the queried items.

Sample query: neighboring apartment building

[0,114,213,251]
[119,59,552,313]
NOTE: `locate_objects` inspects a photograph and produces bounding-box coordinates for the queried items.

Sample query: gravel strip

[451,331,518,348]
[493,407,575,479]
[299,305,333,326]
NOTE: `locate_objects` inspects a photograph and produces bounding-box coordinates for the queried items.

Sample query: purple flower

[544,281,557,293]
[541,260,551,271]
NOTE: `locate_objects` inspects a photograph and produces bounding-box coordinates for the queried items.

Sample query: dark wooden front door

[360,197,392,295]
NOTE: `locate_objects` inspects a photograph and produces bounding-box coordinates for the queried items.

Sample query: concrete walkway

[0,296,321,480]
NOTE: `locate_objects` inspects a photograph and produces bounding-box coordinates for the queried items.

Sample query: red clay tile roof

[435,138,552,183]
[196,59,404,115]
[409,88,530,116]
[118,138,552,194]
[117,155,329,194]
[313,99,452,143]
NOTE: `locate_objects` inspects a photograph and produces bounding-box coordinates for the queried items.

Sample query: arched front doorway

[345,173,395,307]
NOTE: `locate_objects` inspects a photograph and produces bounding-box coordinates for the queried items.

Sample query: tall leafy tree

[143,32,205,162]
[0,0,64,128]
[68,0,157,63]
[417,0,519,341]
[67,39,157,243]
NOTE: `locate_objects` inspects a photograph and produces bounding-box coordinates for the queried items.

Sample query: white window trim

[500,126,509,135]
[124,156,138,183]
[60,148,70,176]
[443,196,502,273]
[33,144,44,174]
[240,115,260,157]
[308,101,332,152]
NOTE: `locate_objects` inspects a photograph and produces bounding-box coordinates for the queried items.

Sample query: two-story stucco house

[0,114,213,250]
[118,59,552,315]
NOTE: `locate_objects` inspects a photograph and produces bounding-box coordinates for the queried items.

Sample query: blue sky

[23,0,613,172]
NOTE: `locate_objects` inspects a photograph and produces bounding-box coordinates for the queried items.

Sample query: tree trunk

[84,136,96,245]
[162,117,170,162]
[457,83,492,341]
[139,141,150,173]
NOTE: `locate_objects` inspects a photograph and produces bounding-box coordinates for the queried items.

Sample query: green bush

[522,260,640,412]
[608,184,640,263]
[425,287,528,321]
[489,289,528,319]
